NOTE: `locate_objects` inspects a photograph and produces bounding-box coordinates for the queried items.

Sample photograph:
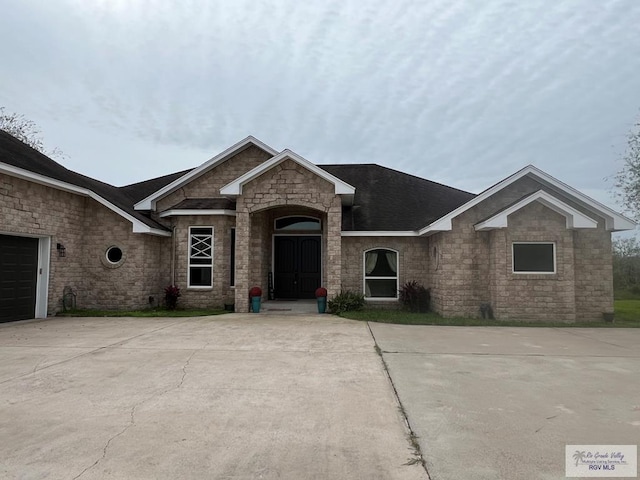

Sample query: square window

[512,243,555,273]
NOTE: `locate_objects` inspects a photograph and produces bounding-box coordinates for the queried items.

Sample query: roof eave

[1,162,170,237]
[134,136,279,211]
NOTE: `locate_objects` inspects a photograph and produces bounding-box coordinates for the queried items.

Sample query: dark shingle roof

[1,130,477,233]
[319,164,476,231]
[169,198,236,210]
[0,130,171,231]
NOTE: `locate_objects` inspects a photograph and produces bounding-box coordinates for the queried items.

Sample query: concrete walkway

[370,324,640,480]
[0,315,426,480]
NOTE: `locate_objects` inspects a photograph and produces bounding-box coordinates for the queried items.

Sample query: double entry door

[273,235,321,299]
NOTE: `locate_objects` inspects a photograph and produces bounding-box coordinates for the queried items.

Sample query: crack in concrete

[1,321,184,386]
[71,348,200,479]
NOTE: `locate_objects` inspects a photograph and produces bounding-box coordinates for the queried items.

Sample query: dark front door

[274,236,321,299]
[0,235,39,323]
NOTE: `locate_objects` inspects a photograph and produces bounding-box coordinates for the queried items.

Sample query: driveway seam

[366,322,431,480]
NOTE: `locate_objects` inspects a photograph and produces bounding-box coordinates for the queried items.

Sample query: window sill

[365,297,399,302]
[187,286,214,291]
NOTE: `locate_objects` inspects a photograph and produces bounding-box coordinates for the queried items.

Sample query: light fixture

[57,243,66,257]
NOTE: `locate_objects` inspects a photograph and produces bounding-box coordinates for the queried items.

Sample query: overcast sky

[1,0,639,218]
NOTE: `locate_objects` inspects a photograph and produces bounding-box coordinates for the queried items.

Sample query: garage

[0,234,39,323]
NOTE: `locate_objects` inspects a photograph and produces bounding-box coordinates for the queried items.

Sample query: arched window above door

[275,216,321,231]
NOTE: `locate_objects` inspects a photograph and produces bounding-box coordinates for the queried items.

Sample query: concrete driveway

[370,324,640,480]
[0,315,426,480]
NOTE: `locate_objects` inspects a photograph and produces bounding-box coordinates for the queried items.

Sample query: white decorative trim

[134,136,278,211]
[474,190,599,231]
[220,149,356,198]
[36,236,51,318]
[0,162,171,237]
[419,165,636,234]
[341,231,418,237]
[159,209,237,218]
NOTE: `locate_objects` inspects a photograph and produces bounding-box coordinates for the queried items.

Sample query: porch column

[326,198,342,298]
[235,208,250,313]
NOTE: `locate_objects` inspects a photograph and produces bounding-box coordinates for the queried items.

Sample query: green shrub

[328,290,365,314]
[398,281,430,312]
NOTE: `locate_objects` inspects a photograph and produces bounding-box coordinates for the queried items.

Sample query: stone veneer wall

[234,159,341,312]
[171,215,236,309]
[0,174,170,314]
[340,236,430,303]
[573,226,614,321]
[156,146,273,212]
[428,175,613,321]
[488,203,576,321]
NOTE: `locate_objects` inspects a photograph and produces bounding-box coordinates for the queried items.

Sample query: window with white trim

[512,242,555,273]
[364,248,398,298]
[188,227,213,287]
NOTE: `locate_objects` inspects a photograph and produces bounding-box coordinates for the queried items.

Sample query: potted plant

[315,287,327,314]
[249,286,262,313]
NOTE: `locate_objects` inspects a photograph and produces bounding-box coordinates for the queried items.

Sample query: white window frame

[363,247,399,300]
[188,226,214,288]
[512,242,556,274]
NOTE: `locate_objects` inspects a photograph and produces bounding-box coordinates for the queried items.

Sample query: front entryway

[0,234,39,323]
[274,236,321,299]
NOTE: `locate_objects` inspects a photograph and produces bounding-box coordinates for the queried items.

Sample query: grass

[340,300,640,327]
[57,308,228,317]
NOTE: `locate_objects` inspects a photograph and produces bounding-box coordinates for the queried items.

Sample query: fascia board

[159,209,237,218]
[474,190,599,231]
[341,231,418,237]
[220,149,356,196]
[1,162,170,237]
[134,136,279,211]
[420,165,636,235]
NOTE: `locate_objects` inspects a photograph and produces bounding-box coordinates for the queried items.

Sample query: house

[0,131,634,322]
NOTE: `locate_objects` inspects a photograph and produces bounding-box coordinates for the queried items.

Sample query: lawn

[340,300,640,327]
[57,308,228,317]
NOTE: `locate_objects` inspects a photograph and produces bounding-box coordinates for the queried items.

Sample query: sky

[1,0,639,222]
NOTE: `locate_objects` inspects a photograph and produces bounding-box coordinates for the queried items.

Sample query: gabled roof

[474,190,599,231]
[220,149,356,202]
[418,165,635,235]
[0,130,170,236]
[134,136,278,211]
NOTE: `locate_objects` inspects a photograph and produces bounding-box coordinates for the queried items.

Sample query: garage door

[0,235,39,323]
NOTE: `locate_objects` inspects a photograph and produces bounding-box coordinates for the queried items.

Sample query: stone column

[235,207,250,313]
[326,197,342,298]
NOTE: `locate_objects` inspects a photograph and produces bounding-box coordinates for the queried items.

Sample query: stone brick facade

[233,159,342,312]
[2,149,618,322]
[0,174,171,315]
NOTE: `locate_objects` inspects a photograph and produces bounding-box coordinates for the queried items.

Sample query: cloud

[0,0,639,206]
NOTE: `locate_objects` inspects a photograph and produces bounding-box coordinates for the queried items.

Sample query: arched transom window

[275,216,321,231]
[364,248,398,299]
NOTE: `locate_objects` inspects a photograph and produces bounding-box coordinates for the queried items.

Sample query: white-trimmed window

[364,248,398,299]
[512,242,555,274]
[188,227,213,287]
